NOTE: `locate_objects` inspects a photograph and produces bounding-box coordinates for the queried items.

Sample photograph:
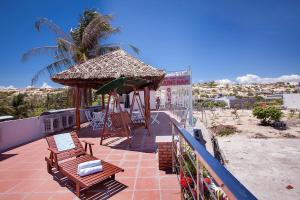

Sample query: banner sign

[161,75,191,86]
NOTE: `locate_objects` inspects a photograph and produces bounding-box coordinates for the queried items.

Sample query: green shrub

[211,125,237,136]
[288,110,296,119]
[252,106,283,125]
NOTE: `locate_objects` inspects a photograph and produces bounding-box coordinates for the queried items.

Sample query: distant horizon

[0,0,299,88]
[1,73,299,90]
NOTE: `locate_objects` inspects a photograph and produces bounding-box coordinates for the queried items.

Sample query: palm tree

[0,102,15,116]
[11,93,28,118]
[22,9,138,97]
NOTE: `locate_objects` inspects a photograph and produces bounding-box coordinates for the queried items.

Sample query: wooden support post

[102,94,105,110]
[75,86,81,131]
[100,94,111,145]
[144,87,150,135]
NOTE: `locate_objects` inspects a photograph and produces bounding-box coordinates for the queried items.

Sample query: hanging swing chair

[96,77,151,145]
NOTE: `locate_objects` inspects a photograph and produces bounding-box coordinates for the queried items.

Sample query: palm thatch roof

[51,49,165,90]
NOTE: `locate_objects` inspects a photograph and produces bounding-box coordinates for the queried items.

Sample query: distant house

[230,97,256,109]
[214,96,256,109]
[214,96,236,108]
[283,93,300,110]
[262,94,283,101]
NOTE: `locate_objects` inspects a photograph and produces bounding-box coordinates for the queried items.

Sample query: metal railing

[171,119,257,200]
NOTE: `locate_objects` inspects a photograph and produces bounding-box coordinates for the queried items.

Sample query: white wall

[0,109,88,153]
[0,116,45,152]
[129,90,156,110]
[283,93,300,110]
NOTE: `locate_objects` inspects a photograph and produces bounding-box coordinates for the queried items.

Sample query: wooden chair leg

[89,144,93,156]
[76,183,80,197]
[47,163,51,173]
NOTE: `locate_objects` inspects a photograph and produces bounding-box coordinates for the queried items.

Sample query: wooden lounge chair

[45,132,124,197]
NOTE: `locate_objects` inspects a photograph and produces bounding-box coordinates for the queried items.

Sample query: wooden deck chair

[45,132,124,197]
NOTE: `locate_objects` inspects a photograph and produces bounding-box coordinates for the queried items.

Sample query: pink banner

[161,75,190,86]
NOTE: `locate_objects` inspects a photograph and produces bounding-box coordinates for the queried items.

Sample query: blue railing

[171,119,257,200]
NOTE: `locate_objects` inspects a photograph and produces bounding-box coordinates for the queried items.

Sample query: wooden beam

[143,87,150,134]
[101,94,105,110]
[75,86,81,131]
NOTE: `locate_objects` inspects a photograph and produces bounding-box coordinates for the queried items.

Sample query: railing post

[179,134,184,200]
[196,157,204,200]
[172,122,175,173]
[196,157,200,200]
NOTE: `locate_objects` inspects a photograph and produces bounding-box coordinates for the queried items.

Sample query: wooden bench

[45,132,124,197]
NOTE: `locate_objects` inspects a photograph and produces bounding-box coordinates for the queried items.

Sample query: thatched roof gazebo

[51,49,166,131]
[52,50,165,89]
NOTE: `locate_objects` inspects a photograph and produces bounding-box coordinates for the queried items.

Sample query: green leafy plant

[252,106,283,125]
[211,125,237,136]
[11,94,29,118]
[288,110,296,119]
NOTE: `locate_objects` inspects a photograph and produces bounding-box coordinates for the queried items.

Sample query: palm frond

[35,18,71,40]
[31,58,72,85]
[90,43,140,56]
[22,46,59,62]
[98,45,121,56]
[102,14,114,21]
[128,44,140,54]
[99,26,121,40]
[56,38,76,57]
[81,14,117,49]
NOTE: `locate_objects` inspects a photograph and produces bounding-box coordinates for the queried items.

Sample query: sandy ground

[194,110,300,200]
[198,109,300,138]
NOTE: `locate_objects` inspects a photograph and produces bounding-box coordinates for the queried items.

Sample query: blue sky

[0,0,299,88]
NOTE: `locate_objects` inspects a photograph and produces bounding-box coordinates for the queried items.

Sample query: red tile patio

[0,112,181,200]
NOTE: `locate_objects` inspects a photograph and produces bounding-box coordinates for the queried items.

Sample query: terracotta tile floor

[0,112,181,200]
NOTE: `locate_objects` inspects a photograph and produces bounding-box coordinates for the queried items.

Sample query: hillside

[0,88,72,118]
[193,82,298,99]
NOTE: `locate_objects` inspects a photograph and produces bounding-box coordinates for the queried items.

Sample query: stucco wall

[0,109,88,153]
[0,116,45,152]
[283,93,300,110]
[129,90,157,110]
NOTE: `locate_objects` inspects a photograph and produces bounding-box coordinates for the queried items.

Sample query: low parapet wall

[0,116,45,152]
[0,109,88,153]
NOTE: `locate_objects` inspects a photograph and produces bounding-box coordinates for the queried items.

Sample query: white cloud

[236,74,260,84]
[215,79,233,84]
[236,74,300,84]
[40,82,52,89]
[0,85,17,90]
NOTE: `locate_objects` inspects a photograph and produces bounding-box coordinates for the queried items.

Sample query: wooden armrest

[48,148,59,154]
[82,140,94,145]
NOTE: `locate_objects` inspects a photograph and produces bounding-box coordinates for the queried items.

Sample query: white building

[214,96,236,108]
[283,93,300,110]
